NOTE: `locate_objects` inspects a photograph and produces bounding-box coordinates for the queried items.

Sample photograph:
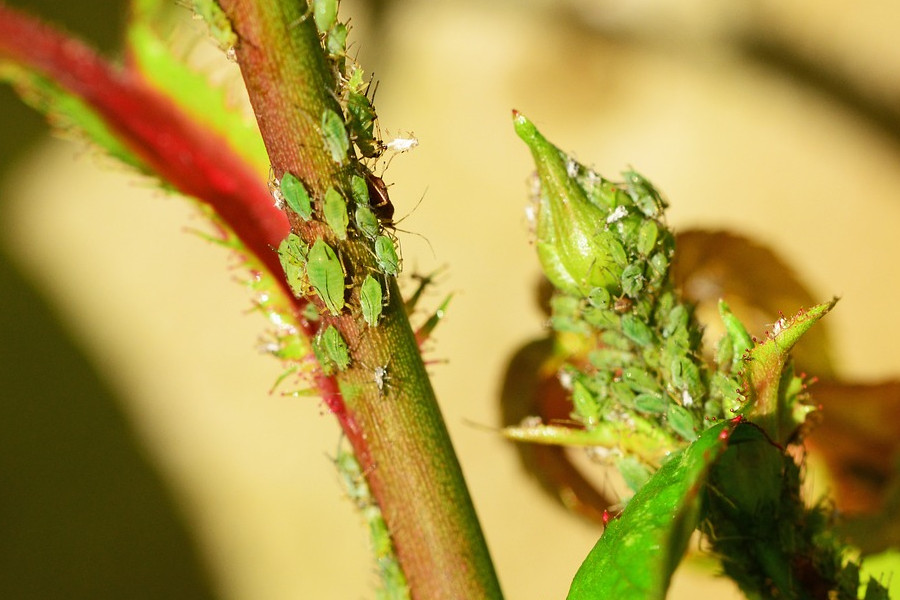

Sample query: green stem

[216,2,503,598]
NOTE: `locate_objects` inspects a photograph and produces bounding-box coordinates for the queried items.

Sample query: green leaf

[127,0,269,177]
[568,419,739,600]
[0,65,144,171]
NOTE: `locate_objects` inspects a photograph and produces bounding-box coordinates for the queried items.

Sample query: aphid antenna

[460,418,505,434]
[382,188,435,259]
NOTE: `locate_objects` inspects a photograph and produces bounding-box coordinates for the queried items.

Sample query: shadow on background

[1,1,216,598]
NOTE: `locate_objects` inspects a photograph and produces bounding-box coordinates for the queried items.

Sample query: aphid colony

[276,173,399,316]
[510,114,751,480]
[273,0,411,377]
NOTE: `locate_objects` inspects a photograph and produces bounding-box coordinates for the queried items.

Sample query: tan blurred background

[2,0,900,598]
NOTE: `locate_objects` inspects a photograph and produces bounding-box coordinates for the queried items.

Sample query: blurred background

[2,0,900,598]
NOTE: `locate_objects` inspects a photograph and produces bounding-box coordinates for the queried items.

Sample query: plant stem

[216,2,503,597]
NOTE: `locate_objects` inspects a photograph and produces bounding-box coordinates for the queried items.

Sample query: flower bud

[513,111,621,297]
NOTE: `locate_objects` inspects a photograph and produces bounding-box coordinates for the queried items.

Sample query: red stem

[0,3,289,300]
[0,4,360,432]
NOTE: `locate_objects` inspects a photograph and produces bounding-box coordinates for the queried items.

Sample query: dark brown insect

[613,295,633,314]
[365,170,394,223]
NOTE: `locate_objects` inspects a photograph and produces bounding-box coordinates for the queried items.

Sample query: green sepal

[513,111,621,297]
[718,300,754,374]
[740,299,837,443]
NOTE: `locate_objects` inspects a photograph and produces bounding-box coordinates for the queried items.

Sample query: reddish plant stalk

[0,3,288,299]
[0,5,359,436]
[217,2,503,598]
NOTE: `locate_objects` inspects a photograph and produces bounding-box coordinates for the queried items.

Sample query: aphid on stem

[306,238,346,315]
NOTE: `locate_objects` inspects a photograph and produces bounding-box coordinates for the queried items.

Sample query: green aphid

[349,175,379,238]
[616,456,652,493]
[374,235,400,276]
[346,90,381,159]
[620,263,644,297]
[624,170,667,218]
[670,356,704,402]
[605,234,628,267]
[320,324,351,371]
[637,220,658,256]
[633,393,668,415]
[550,294,581,319]
[715,335,735,371]
[622,367,658,395]
[350,174,369,205]
[312,0,338,35]
[575,169,616,214]
[326,22,348,56]
[321,108,349,164]
[610,380,636,407]
[612,214,642,249]
[648,251,669,281]
[359,274,383,327]
[588,347,635,371]
[571,379,599,426]
[280,172,312,221]
[306,239,345,315]
[346,66,366,94]
[662,304,690,338]
[277,233,308,297]
[354,204,380,239]
[302,302,321,323]
[587,287,611,309]
[323,186,349,240]
[550,313,591,335]
[311,331,332,373]
[621,313,654,347]
[601,329,632,351]
[667,404,697,441]
[583,305,619,329]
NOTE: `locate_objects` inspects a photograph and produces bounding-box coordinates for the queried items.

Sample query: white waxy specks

[566,158,579,179]
[524,204,537,230]
[385,135,418,153]
[681,389,694,408]
[258,341,281,355]
[268,312,298,335]
[606,205,629,225]
[558,370,574,390]
[374,365,388,391]
[772,317,787,336]
[225,46,237,62]
[272,186,285,210]
[585,445,621,462]
[519,415,543,428]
